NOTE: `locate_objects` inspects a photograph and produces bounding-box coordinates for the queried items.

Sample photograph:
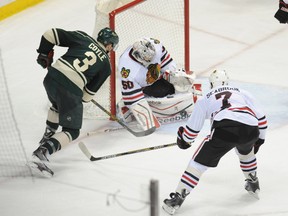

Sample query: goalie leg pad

[116,99,134,123]
[131,99,160,130]
[146,93,194,124]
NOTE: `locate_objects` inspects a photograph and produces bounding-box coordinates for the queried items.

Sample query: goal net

[83,0,190,119]
[0,48,32,178]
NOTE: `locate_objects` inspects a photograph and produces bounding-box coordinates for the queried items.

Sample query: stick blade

[135,126,156,137]
[78,142,92,161]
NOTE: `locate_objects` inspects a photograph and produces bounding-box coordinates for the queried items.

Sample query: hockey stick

[91,99,156,137]
[150,102,193,117]
[78,141,177,161]
[86,127,125,136]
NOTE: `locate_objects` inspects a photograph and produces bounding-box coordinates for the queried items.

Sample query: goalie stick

[78,141,177,161]
[86,127,125,136]
[91,99,156,137]
[150,102,193,117]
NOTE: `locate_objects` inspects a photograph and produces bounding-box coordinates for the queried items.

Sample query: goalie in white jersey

[162,70,268,215]
[117,37,202,131]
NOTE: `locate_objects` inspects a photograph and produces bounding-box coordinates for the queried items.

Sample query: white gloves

[168,68,196,83]
[165,68,196,93]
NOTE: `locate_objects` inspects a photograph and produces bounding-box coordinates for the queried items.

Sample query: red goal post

[84,0,190,119]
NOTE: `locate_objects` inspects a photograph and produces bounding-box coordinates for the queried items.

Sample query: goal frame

[108,0,190,116]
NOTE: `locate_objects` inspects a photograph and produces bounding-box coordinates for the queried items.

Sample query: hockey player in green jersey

[30,27,119,177]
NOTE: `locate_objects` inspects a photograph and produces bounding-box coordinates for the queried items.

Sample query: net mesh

[84,0,187,119]
[0,48,32,178]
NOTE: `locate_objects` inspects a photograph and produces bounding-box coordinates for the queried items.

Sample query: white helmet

[132,38,156,66]
[209,69,229,88]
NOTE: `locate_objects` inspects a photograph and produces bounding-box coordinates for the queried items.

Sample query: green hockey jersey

[37,28,111,99]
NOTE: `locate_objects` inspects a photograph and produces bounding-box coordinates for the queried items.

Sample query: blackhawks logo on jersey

[146,63,161,84]
[121,67,130,78]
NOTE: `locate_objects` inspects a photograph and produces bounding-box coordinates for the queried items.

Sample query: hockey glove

[253,138,265,154]
[37,49,54,69]
[169,68,196,83]
[177,126,192,149]
[275,0,288,23]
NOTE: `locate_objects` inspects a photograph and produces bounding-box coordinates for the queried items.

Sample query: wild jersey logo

[146,63,161,84]
[121,67,130,78]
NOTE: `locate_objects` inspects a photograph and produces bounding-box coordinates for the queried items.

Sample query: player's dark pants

[43,73,83,130]
[194,119,259,167]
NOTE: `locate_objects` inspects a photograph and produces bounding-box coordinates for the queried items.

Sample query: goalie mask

[97,27,119,51]
[209,69,229,89]
[132,38,156,66]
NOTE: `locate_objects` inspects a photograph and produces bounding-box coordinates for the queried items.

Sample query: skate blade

[247,189,260,200]
[162,203,177,215]
[27,161,54,178]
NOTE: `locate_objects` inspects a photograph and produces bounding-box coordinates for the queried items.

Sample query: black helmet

[97,27,119,50]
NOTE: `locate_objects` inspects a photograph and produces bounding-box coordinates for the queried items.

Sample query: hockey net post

[184,0,190,72]
[108,0,146,117]
[85,0,190,119]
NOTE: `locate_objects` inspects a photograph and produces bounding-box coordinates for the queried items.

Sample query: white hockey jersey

[117,37,176,106]
[182,85,268,143]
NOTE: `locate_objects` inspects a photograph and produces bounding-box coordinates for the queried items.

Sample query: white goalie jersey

[117,37,202,129]
[118,37,176,106]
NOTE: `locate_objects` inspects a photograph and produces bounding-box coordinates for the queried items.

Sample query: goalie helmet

[132,38,156,66]
[209,69,229,89]
[97,27,119,50]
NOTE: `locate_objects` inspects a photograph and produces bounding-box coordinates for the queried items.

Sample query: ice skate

[39,128,55,146]
[33,146,49,162]
[162,189,188,215]
[28,161,54,178]
[28,146,54,177]
[245,173,260,199]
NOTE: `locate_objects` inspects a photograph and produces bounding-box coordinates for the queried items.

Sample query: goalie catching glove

[168,68,195,81]
[177,126,193,149]
[37,49,54,69]
[164,68,196,93]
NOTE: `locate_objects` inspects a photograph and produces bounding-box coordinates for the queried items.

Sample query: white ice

[0,0,288,215]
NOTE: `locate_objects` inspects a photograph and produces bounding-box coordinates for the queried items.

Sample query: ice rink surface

[0,0,288,215]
